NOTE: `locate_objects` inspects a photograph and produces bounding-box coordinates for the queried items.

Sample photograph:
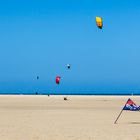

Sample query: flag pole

[114,98,130,124]
[114,109,124,124]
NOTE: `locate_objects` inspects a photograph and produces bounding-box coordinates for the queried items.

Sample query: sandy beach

[0,95,140,140]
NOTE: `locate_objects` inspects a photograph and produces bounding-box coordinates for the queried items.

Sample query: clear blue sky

[0,0,140,94]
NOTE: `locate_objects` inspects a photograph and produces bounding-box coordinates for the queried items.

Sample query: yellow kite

[96,16,103,29]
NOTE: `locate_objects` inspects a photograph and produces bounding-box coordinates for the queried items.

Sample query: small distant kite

[37,76,39,80]
[56,76,61,84]
[96,16,103,29]
[67,64,71,69]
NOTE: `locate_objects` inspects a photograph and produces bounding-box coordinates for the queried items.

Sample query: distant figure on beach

[64,97,68,100]
[35,92,38,95]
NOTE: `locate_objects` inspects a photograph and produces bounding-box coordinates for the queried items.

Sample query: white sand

[0,95,140,140]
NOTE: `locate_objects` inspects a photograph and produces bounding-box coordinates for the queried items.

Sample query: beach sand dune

[0,95,140,140]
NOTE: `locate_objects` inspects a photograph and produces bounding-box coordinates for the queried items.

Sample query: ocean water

[0,93,139,95]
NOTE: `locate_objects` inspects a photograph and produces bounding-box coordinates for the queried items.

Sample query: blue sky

[0,0,140,94]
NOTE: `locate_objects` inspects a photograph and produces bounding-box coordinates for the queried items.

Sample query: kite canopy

[96,16,103,29]
[67,64,71,69]
[123,98,140,111]
[56,76,61,84]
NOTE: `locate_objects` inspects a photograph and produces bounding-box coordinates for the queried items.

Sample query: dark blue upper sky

[0,0,140,94]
